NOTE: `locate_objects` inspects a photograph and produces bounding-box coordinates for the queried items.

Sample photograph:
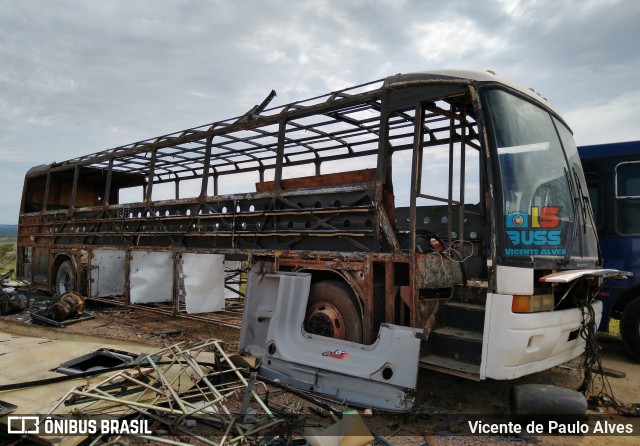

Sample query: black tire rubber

[304,280,363,343]
[55,260,76,295]
[620,298,640,361]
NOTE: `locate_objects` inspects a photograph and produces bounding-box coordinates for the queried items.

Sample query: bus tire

[304,280,363,343]
[55,260,76,295]
[620,298,640,361]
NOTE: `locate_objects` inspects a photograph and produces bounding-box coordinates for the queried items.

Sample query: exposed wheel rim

[306,302,347,339]
[58,270,72,294]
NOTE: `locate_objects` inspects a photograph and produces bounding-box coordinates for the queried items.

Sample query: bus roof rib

[26,70,556,181]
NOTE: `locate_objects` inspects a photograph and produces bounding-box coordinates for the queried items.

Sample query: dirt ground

[1,297,639,446]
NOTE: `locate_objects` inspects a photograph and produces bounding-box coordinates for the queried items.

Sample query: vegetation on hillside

[0,226,17,279]
[0,224,17,238]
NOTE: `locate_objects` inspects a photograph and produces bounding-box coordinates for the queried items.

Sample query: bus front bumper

[481,293,602,380]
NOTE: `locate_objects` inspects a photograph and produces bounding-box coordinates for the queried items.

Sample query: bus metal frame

[16,70,607,381]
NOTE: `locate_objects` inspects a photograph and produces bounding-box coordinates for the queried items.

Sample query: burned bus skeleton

[17,70,615,406]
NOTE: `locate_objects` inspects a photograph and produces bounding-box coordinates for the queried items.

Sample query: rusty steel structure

[18,72,484,336]
[16,70,604,379]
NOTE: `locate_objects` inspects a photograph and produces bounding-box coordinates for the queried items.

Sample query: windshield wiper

[561,166,599,266]
[562,166,579,266]
[572,167,588,235]
[572,166,603,265]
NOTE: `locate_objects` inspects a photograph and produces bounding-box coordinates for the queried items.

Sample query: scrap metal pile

[55,340,287,445]
[6,339,374,446]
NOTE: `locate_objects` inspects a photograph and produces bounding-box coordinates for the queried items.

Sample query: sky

[0,0,639,224]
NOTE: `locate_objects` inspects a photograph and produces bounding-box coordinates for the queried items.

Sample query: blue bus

[578,140,640,360]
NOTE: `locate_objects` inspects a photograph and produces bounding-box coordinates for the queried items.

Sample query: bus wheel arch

[298,270,364,344]
[53,256,77,295]
[611,283,640,320]
[620,297,640,361]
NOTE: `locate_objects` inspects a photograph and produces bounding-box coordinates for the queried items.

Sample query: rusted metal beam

[40,89,385,176]
[410,103,425,256]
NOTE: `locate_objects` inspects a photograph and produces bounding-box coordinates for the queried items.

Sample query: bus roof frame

[24,70,556,189]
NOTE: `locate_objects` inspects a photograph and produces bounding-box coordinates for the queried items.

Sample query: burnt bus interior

[23,166,146,212]
[18,77,489,371]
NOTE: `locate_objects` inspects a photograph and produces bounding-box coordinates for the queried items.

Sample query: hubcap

[306,302,346,339]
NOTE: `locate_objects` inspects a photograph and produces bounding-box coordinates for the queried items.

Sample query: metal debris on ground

[30,291,97,326]
[30,309,96,327]
[38,339,370,446]
[0,333,378,446]
[0,288,28,315]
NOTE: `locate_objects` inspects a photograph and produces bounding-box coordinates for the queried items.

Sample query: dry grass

[609,317,621,335]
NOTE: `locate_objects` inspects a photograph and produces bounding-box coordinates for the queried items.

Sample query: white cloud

[497,0,624,25]
[565,89,640,146]
[412,18,507,64]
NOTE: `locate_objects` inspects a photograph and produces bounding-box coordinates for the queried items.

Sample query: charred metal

[14,70,608,382]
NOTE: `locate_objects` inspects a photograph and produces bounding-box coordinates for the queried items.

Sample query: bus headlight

[512,294,554,313]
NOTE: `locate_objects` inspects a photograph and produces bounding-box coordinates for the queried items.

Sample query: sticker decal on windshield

[505,206,567,256]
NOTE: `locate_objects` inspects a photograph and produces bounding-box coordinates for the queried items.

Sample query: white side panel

[183,254,225,314]
[90,250,126,297]
[496,265,534,295]
[129,251,173,304]
[481,293,602,380]
[240,271,423,411]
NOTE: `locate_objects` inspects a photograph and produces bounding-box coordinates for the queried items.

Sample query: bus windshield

[484,89,599,265]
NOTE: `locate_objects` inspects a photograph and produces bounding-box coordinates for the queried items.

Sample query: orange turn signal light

[512,294,554,313]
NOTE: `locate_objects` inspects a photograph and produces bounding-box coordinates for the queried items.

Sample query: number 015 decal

[505,206,567,256]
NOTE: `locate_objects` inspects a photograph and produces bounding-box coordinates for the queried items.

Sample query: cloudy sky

[0,0,639,224]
